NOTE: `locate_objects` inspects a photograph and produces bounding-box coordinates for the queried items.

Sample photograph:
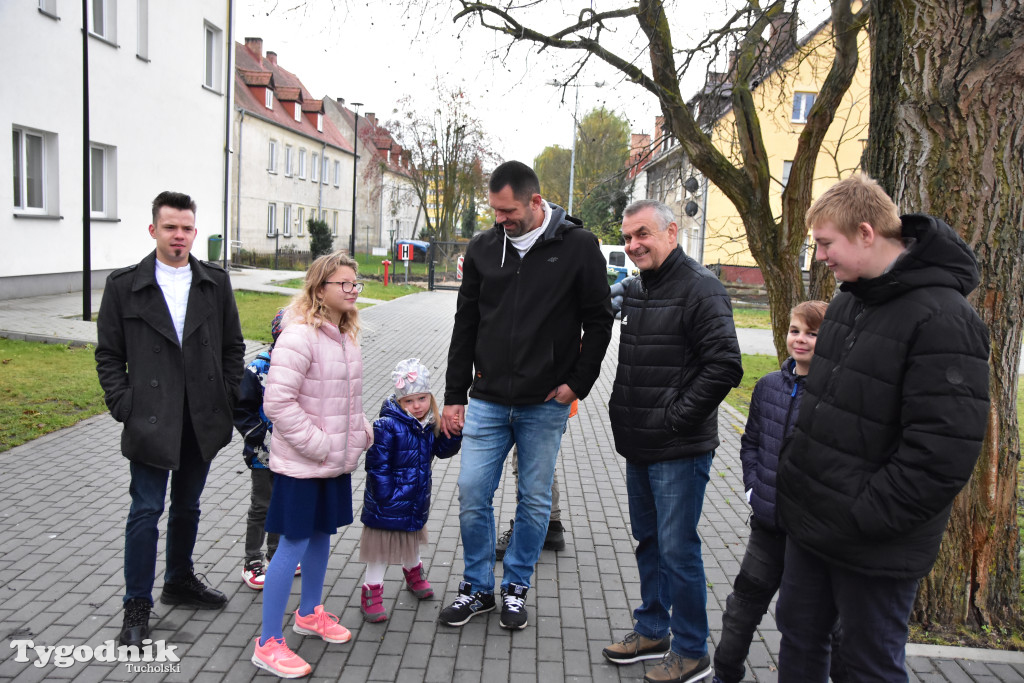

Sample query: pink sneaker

[403,563,434,599]
[292,605,351,644]
[251,636,311,678]
[360,583,388,622]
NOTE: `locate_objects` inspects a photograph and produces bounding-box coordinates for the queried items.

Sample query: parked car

[395,239,429,262]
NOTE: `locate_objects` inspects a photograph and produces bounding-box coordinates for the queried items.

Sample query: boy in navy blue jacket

[233,310,284,589]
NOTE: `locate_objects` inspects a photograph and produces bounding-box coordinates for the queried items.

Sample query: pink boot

[402,563,434,599]
[360,583,387,623]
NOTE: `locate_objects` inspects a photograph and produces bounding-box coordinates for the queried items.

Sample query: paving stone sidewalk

[1,287,1022,682]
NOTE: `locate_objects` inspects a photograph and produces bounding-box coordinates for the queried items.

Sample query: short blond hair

[287,250,361,341]
[806,174,902,240]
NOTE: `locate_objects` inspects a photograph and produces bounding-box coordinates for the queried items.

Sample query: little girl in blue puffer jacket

[357,358,461,622]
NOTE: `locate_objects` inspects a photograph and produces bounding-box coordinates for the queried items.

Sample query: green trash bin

[208,234,223,261]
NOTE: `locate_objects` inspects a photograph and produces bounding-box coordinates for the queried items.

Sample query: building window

[320,209,327,221]
[792,92,816,123]
[203,22,223,91]
[800,233,815,270]
[297,209,305,237]
[294,207,303,238]
[311,153,319,182]
[322,155,329,182]
[136,0,148,59]
[90,0,117,42]
[333,160,340,187]
[39,0,59,18]
[332,211,338,236]
[264,88,273,110]
[298,149,307,179]
[268,140,277,173]
[12,125,58,215]
[90,143,117,217]
[267,203,276,237]
[284,145,293,177]
[282,204,292,240]
[317,113,323,132]
[294,103,301,123]
[781,160,793,188]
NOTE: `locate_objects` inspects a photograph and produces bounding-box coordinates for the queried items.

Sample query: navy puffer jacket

[741,358,804,531]
[361,396,461,532]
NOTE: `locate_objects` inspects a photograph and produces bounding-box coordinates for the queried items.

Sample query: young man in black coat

[96,191,245,647]
[775,175,990,682]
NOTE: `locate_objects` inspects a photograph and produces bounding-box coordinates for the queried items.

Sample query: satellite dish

[685,201,699,217]
[684,177,700,193]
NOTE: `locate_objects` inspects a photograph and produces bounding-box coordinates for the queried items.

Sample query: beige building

[230,38,354,259]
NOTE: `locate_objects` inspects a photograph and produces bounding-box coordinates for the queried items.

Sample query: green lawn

[234,291,294,342]
[0,338,106,452]
[733,307,772,330]
[723,354,783,416]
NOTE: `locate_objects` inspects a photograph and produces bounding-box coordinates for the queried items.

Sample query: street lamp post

[349,102,363,256]
[547,80,605,215]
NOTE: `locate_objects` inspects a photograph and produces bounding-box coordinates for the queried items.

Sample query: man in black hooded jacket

[775,175,990,682]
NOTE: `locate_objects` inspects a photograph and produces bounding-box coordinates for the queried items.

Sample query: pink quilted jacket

[264,319,372,479]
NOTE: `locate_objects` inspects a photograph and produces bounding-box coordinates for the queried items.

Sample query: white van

[600,244,636,283]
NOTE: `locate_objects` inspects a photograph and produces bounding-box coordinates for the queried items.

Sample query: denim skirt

[265,472,353,538]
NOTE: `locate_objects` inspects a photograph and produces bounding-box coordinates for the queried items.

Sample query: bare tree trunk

[869,0,1024,628]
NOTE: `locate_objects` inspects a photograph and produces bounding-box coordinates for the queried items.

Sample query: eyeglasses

[324,281,364,293]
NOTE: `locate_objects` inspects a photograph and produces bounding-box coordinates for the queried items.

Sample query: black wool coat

[95,251,245,470]
[777,214,990,579]
[609,246,743,463]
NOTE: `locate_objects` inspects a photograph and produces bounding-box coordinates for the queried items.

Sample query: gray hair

[623,199,674,231]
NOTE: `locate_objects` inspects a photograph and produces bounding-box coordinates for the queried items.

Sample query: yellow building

[642,10,871,272]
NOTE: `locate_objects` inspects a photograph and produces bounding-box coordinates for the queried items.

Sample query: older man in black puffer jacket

[603,199,743,683]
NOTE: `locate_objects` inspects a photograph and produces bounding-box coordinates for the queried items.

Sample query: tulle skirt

[359,526,428,565]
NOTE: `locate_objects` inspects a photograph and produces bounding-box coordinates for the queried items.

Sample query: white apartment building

[1,0,232,298]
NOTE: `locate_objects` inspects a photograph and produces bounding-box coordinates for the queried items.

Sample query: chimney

[768,11,797,57]
[337,97,345,105]
[244,37,263,59]
[266,50,278,66]
[365,113,376,127]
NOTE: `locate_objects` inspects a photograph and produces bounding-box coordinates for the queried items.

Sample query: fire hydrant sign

[399,243,412,262]
[456,255,464,280]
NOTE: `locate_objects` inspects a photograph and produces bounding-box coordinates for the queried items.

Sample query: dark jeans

[123,416,211,604]
[245,468,280,562]
[777,539,918,683]
[714,520,848,683]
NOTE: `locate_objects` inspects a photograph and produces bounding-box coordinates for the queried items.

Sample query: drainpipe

[235,109,244,253]
[221,0,234,268]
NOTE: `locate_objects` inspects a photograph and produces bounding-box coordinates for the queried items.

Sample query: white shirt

[154,259,192,345]
[507,200,552,258]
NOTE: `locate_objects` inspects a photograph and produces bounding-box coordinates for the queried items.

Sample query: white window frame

[264,88,273,110]
[39,0,59,18]
[268,140,277,173]
[781,160,793,188]
[294,103,302,123]
[333,160,340,187]
[12,125,58,216]
[203,22,223,92]
[801,233,815,270]
[89,143,117,218]
[298,149,307,179]
[316,113,323,132]
[136,0,148,59]
[90,0,117,43]
[295,207,303,238]
[792,92,816,123]
[297,208,305,237]
[311,153,319,183]
[322,155,329,182]
[284,145,293,177]
[267,203,277,237]
[332,211,338,236]
[282,204,292,240]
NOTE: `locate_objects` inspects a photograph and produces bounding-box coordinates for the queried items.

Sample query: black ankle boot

[119,598,152,647]
[544,521,565,551]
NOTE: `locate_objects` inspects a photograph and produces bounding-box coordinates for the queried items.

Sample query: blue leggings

[259,531,331,644]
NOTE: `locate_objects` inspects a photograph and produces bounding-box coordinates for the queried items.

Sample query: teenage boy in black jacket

[439,161,613,632]
[775,175,990,682]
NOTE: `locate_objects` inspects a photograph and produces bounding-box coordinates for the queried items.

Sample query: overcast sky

[236,1,831,169]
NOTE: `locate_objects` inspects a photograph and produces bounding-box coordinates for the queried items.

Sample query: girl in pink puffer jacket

[252,251,373,679]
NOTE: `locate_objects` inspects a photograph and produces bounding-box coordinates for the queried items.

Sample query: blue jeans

[124,422,210,604]
[777,539,917,682]
[626,452,713,658]
[458,398,571,591]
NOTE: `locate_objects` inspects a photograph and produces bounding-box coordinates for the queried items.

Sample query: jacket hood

[498,201,581,267]
[841,214,980,305]
[379,394,433,432]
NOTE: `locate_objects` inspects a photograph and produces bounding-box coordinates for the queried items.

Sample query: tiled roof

[234,41,354,154]
[323,98,413,178]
